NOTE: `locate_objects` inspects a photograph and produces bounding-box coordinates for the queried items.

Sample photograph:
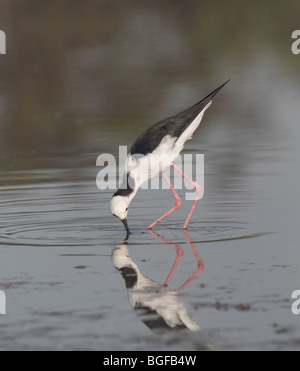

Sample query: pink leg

[171,163,202,229]
[147,171,182,230]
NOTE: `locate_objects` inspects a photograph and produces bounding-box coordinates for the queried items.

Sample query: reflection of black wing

[119,267,137,289]
[134,306,187,334]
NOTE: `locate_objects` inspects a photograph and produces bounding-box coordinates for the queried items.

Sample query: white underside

[125,101,211,191]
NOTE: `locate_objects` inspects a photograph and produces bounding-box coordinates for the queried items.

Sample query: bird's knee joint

[193,183,202,199]
[175,199,183,208]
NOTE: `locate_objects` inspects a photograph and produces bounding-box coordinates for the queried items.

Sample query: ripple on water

[185,221,272,244]
[0,171,271,248]
[0,178,111,248]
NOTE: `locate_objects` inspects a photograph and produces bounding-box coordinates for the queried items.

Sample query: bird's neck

[114,173,139,202]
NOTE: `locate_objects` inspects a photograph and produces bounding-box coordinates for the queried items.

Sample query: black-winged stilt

[110,80,229,234]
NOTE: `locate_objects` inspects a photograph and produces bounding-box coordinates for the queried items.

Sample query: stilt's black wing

[129,80,229,156]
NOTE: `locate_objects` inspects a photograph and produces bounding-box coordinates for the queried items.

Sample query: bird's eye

[125,207,128,211]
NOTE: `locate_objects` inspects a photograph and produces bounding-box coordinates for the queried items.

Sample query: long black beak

[121,218,131,235]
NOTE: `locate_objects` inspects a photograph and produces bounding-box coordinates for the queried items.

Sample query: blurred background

[0,0,299,172]
[0,0,299,351]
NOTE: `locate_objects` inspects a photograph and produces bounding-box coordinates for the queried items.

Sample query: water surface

[0,0,299,351]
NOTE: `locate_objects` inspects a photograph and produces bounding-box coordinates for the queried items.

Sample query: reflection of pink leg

[178,229,204,290]
[147,171,182,230]
[164,243,184,287]
[148,229,183,287]
[171,163,202,229]
[148,229,204,290]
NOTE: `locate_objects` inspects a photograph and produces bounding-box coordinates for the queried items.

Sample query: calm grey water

[0,0,300,351]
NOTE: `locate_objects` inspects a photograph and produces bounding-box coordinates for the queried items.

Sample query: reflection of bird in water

[110,81,229,234]
[112,230,204,333]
